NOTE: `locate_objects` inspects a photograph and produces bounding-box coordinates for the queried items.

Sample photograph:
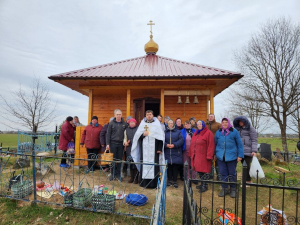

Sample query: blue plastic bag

[125,193,148,206]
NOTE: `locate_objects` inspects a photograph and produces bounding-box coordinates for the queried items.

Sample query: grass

[0,134,19,148]
[258,137,298,152]
[0,198,149,225]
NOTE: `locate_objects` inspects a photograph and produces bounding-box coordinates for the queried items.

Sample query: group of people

[59,110,258,198]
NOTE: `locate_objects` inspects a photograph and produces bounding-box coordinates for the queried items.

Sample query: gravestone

[259,143,272,161]
[14,156,30,169]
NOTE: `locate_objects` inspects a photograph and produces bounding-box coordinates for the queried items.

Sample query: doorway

[133,98,160,124]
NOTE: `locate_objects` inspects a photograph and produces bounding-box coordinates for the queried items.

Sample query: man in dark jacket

[59,116,76,168]
[124,118,138,183]
[233,116,257,184]
[100,117,114,153]
[106,109,127,181]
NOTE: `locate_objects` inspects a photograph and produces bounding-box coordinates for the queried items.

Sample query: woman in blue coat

[165,119,184,188]
[215,118,244,198]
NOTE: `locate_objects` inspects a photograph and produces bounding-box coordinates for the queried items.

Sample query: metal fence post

[182,162,189,225]
[54,125,58,155]
[241,160,247,225]
[32,125,38,204]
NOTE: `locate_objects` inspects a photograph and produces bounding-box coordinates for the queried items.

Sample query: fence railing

[0,149,167,224]
[182,162,300,225]
[17,130,60,154]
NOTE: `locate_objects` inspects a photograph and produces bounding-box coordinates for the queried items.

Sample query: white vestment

[131,117,165,179]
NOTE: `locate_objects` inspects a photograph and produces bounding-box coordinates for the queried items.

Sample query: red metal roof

[49,54,241,79]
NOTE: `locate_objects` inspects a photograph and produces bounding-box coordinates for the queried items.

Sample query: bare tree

[288,99,300,140]
[228,87,271,135]
[234,17,300,152]
[0,77,57,132]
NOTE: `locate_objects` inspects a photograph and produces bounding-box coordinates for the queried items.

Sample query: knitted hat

[66,116,73,122]
[109,117,114,122]
[91,116,98,121]
[126,116,132,121]
[128,118,137,124]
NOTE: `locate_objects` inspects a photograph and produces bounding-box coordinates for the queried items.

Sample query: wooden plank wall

[91,93,207,125]
[74,126,88,166]
[92,95,127,125]
[164,96,207,122]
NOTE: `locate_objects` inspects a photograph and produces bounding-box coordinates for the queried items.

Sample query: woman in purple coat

[233,116,257,184]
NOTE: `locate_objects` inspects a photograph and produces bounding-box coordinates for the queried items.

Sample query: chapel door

[134,99,145,125]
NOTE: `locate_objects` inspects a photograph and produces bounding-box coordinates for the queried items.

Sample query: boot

[134,169,139,184]
[230,188,236,198]
[128,169,134,183]
[199,183,208,193]
[218,187,230,197]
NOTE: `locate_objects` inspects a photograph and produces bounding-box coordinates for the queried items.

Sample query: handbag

[100,149,114,166]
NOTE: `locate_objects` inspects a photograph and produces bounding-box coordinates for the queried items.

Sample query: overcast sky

[0,0,299,132]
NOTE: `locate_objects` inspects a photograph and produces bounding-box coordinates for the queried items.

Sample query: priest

[131,110,165,188]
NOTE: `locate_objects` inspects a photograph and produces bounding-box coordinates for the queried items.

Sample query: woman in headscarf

[215,118,244,198]
[189,120,215,193]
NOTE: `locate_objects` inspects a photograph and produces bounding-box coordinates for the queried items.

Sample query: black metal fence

[182,162,300,225]
[0,148,167,224]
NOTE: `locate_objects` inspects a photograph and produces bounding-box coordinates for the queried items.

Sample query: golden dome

[144,35,159,54]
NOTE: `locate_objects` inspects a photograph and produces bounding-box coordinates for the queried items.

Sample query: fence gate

[182,162,300,225]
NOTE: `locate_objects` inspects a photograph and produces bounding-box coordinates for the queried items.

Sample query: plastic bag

[258,205,287,225]
[67,142,75,154]
[125,193,148,206]
[217,209,241,225]
[249,156,265,179]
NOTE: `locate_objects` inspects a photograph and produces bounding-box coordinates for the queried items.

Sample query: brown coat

[206,119,221,135]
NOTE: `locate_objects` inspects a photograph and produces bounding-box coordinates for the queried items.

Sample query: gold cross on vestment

[147,20,155,35]
[144,125,149,131]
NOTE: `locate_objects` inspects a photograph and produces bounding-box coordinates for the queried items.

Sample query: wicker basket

[11,180,33,199]
[64,193,73,206]
[73,188,92,208]
[92,194,115,212]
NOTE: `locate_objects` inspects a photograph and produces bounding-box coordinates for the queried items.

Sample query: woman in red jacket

[59,116,76,168]
[189,120,215,193]
[80,116,103,173]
